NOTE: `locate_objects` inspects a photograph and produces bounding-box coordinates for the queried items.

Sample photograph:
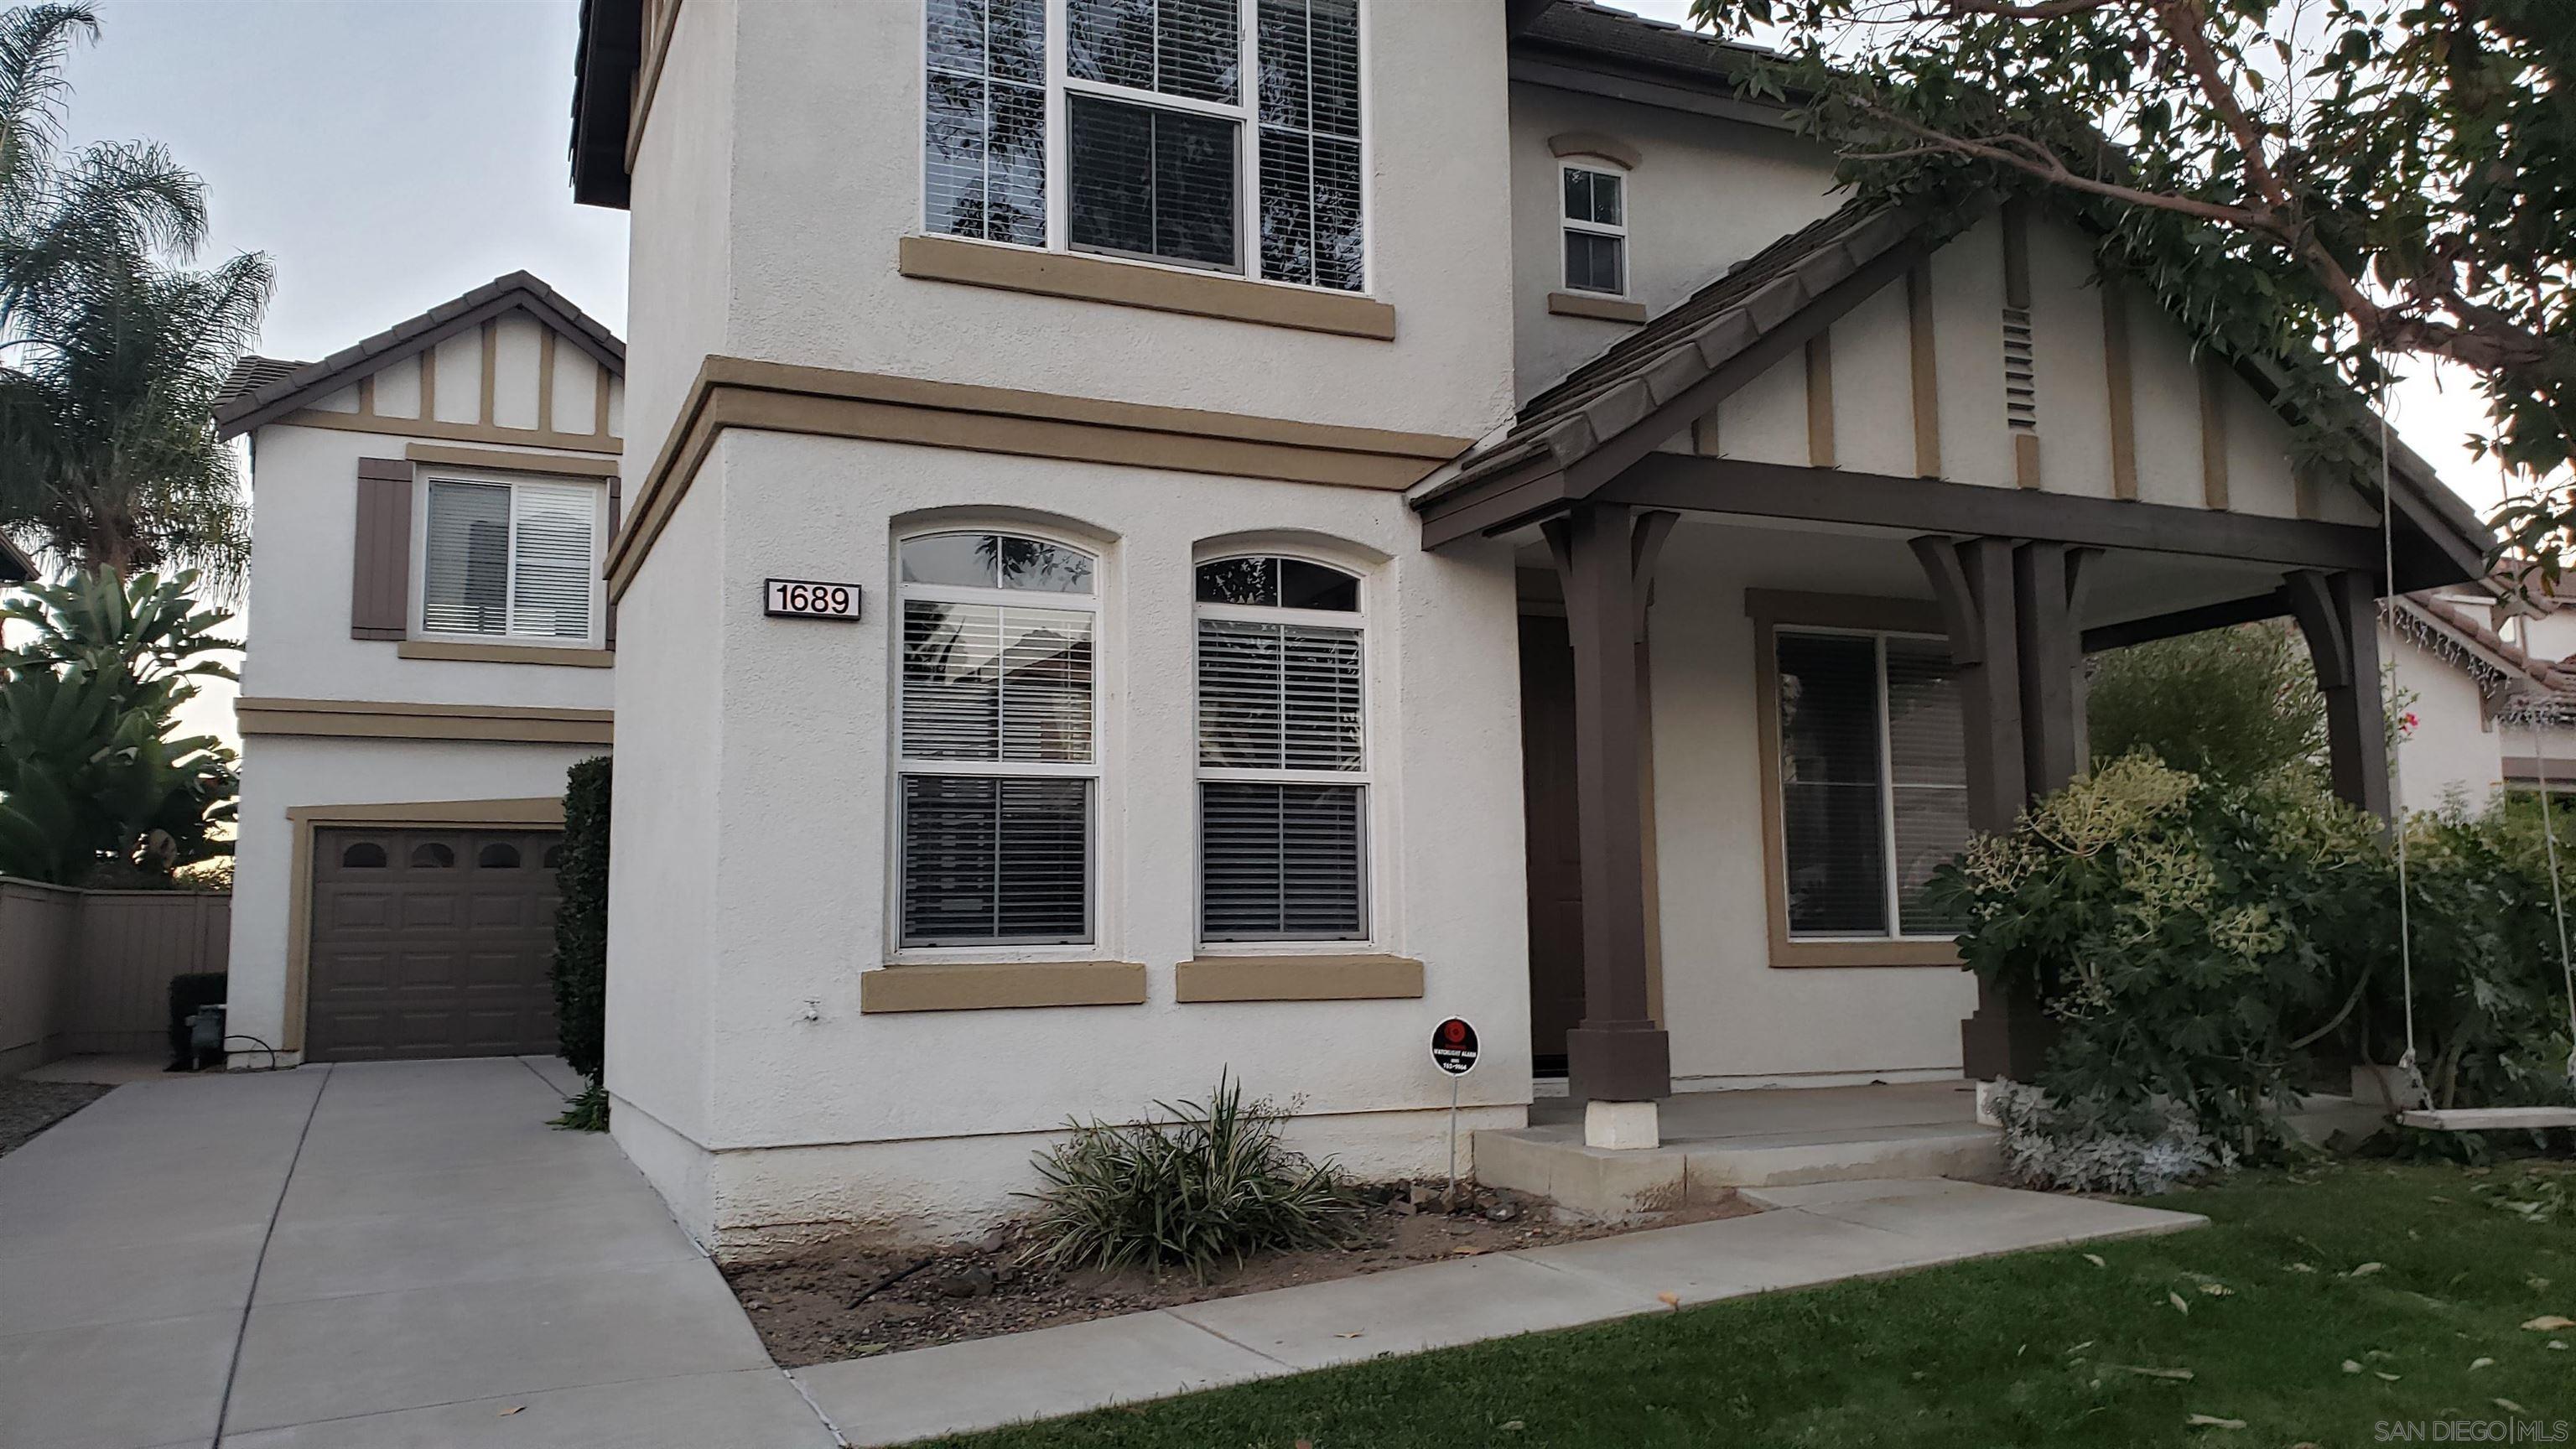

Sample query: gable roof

[212,272,624,441]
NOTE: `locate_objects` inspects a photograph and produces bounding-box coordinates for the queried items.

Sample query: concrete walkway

[0,1057,834,1449]
[793,1176,2207,1446]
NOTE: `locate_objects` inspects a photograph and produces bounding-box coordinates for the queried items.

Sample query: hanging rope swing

[2376,400,2576,1132]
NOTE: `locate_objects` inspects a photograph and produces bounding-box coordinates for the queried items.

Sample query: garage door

[306,827,564,1062]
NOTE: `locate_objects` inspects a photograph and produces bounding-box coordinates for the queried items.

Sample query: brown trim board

[405,443,621,476]
[1548,291,1648,324]
[1175,955,1424,1002]
[860,961,1147,1013]
[624,0,685,174]
[396,640,615,668]
[237,697,613,745]
[282,797,567,1055]
[900,234,1397,340]
[606,356,1475,601]
[281,409,621,455]
[1746,589,1965,970]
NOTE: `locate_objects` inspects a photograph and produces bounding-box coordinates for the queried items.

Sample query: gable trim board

[236,698,614,746]
[280,797,569,1057]
[403,444,621,478]
[213,272,623,442]
[604,356,1478,601]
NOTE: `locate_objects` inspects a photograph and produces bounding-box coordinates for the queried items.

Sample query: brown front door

[305,828,564,1062]
[1519,614,1585,1075]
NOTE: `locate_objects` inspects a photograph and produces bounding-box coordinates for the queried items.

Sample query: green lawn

[928,1163,2575,1448]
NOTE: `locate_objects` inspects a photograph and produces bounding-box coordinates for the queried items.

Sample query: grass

[925,1161,2576,1448]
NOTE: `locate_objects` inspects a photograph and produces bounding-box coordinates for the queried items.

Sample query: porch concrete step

[1475,1120,2002,1220]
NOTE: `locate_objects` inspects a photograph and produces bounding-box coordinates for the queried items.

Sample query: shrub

[1022,1074,1361,1279]
[1990,1082,2231,1194]
[2086,622,2324,783]
[551,756,610,1091]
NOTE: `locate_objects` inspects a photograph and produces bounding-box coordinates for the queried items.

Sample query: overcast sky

[54,0,2511,742]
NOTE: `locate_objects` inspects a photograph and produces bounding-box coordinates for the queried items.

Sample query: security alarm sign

[1429,1017,1479,1076]
[764,578,863,621]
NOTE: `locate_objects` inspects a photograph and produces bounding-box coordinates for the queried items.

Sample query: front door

[1519,613,1585,1075]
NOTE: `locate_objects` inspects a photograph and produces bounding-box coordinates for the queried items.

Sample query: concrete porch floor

[1478,1081,2003,1217]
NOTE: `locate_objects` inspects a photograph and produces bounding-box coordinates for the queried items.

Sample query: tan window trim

[282,797,567,1055]
[1548,291,1648,325]
[859,960,1146,1013]
[900,234,1398,341]
[397,640,615,668]
[404,443,621,478]
[1747,589,1965,970]
[236,697,612,746]
[1175,954,1424,1003]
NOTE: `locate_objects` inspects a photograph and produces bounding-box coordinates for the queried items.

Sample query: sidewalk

[791,1176,2206,1446]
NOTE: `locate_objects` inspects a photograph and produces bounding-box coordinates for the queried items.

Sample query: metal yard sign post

[1429,1018,1479,1197]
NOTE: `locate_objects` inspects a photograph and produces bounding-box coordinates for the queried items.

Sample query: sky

[48,0,2516,742]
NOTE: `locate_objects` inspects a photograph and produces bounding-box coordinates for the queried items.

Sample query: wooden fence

[0,880,229,1074]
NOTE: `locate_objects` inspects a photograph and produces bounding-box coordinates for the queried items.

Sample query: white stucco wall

[226,735,607,1065]
[1644,521,1983,1088]
[2390,626,2505,815]
[623,0,738,464]
[605,430,1531,1249]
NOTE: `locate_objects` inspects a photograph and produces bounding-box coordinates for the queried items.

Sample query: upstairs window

[896,531,1100,948]
[1561,162,1628,297]
[1194,555,1367,943]
[1774,630,1968,940]
[419,475,602,644]
[924,0,1367,292]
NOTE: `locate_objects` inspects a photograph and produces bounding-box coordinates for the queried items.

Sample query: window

[477,843,522,870]
[1561,163,1627,296]
[340,841,387,869]
[1773,629,1969,941]
[896,530,1099,947]
[1194,554,1366,942]
[419,475,602,644]
[925,0,1367,291]
[409,842,456,869]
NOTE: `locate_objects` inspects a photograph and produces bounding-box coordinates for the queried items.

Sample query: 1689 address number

[764,578,862,620]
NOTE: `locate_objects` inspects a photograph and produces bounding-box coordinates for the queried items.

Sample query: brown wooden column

[2014,542,2098,797]
[1543,502,1675,1104]
[1912,536,2025,833]
[2288,569,2392,818]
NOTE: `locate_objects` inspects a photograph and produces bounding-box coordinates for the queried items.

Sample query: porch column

[1913,536,2054,1082]
[2288,569,2392,818]
[1543,502,1676,1146]
[2014,542,2096,797]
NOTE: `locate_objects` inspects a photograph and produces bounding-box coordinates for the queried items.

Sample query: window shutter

[605,476,621,651]
[350,459,413,641]
[1200,782,1363,941]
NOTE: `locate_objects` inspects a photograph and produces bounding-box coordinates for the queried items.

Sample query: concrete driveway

[0,1057,837,1449]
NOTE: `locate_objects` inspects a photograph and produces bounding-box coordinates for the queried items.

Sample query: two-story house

[565,0,2493,1252]
[213,274,625,1065]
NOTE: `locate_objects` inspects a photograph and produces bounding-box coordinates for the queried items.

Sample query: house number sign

[764,579,862,621]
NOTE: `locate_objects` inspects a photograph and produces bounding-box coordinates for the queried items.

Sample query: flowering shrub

[1931,756,2576,1163]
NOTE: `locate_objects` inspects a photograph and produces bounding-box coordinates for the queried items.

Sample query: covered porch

[1425,201,2495,1152]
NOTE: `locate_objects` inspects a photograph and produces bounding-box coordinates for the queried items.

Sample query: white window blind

[896,532,1100,948]
[1775,629,1969,941]
[1194,556,1366,943]
[932,0,1366,290]
[420,477,598,643]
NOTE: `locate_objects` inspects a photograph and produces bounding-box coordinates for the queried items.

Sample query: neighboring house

[2386,588,2576,810]
[210,274,625,1065]
[562,0,2494,1252]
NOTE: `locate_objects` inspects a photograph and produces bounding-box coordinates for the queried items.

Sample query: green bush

[551,756,610,1095]
[1930,756,2576,1156]
[1022,1074,1361,1279]
[2085,622,2324,783]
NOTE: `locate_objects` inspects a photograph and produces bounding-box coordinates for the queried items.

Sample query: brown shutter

[351,459,413,640]
[604,475,621,651]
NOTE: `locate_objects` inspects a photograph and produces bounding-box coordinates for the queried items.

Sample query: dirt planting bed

[725,1181,1756,1368]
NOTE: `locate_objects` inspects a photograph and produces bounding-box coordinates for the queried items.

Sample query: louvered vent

[2002,306,2038,432]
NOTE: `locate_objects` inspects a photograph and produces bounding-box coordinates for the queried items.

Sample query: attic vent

[2002,306,2038,431]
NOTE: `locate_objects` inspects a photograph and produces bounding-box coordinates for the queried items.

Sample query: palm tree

[0,4,271,584]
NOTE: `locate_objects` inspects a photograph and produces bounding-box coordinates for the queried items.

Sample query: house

[2386,588,2576,809]
[211,274,625,1065]
[563,0,2493,1252]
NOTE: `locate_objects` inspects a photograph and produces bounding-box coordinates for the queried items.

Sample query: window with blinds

[1194,555,1366,943]
[1561,164,1628,296]
[419,477,600,643]
[1775,629,1969,940]
[930,0,1366,291]
[897,531,1100,948]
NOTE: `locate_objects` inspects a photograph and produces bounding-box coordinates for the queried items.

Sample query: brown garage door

[306,828,564,1062]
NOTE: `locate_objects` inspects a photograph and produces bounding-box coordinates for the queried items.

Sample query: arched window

[1193,554,1367,943]
[477,843,522,870]
[340,841,387,869]
[1561,160,1629,298]
[409,842,456,869]
[896,530,1100,947]
[543,844,564,870]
